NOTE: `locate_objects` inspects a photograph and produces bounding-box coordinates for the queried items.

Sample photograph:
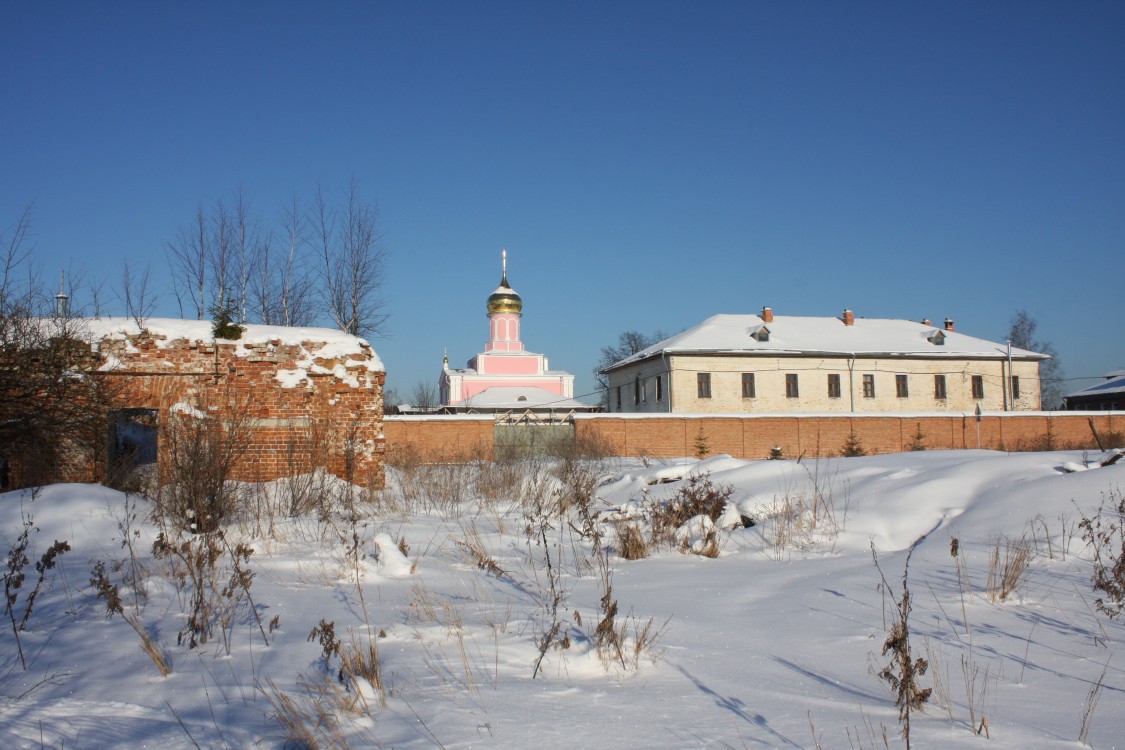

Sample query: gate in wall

[494,423,575,458]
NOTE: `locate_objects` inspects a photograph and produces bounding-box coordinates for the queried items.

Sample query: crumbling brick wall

[90,320,385,489]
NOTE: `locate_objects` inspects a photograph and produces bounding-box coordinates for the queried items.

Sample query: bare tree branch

[165,205,209,320]
[314,179,388,338]
[120,259,158,328]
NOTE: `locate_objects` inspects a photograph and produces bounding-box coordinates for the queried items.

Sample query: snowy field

[2,449,1123,749]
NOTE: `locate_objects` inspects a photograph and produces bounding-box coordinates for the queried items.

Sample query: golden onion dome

[487,273,523,315]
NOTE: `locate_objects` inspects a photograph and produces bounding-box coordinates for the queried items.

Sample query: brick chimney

[921,318,931,326]
[842,309,854,326]
[761,306,773,323]
[944,318,955,331]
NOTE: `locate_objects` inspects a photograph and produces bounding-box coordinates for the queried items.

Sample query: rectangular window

[972,375,984,399]
[634,377,641,405]
[785,373,799,398]
[656,375,663,401]
[863,374,875,398]
[896,374,909,398]
[697,372,711,399]
[742,372,756,398]
[615,386,622,411]
[934,374,947,400]
[827,373,841,398]
[1010,376,1020,400]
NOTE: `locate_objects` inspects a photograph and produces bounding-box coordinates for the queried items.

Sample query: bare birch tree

[313,179,388,338]
[1,203,38,317]
[1008,310,1065,409]
[250,195,315,326]
[209,197,234,320]
[165,205,209,319]
[232,185,259,323]
[119,259,158,327]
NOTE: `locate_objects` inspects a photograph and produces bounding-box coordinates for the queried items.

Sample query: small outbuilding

[1064,371,1125,411]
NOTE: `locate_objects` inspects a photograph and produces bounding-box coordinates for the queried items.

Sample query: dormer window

[927,330,946,346]
[749,325,770,342]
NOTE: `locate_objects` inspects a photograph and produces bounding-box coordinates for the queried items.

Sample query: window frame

[697,372,712,399]
[827,373,841,399]
[785,373,799,398]
[934,374,947,400]
[862,374,875,399]
[972,375,984,399]
[741,372,756,399]
[895,374,909,398]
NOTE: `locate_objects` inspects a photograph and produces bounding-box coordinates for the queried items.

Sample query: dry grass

[339,630,386,709]
[260,674,371,750]
[749,464,848,560]
[986,534,1033,603]
[1078,660,1109,745]
[613,519,649,560]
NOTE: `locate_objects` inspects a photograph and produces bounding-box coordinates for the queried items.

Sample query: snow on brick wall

[90,319,385,488]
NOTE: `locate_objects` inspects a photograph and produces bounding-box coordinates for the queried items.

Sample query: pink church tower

[439,251,594,415]
[484,250,524,354]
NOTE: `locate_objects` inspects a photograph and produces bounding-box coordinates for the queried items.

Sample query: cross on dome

[487,249,522,315]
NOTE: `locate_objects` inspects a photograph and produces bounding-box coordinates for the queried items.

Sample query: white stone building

[600,308,1048,414]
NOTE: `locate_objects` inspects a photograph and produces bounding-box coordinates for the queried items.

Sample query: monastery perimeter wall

[574,412,1124,459]
[384,416,496,462]
[384,412,1123,463]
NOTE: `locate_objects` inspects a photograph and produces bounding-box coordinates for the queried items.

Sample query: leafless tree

[593,330,667,402]
[209,197,234,320]
[1008,310,1065,409]
[278,195,316,326]
[410,380,439,410]
[250,195,315,327]
[119,259,158,327]
[232,185,260,323]
[0,206,123,487]
[312,179,388,338]
[1,202,39,317]
[87,272,111,319]
[165,205,209,320]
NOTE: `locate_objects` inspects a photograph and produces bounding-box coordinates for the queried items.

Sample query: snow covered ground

[2,449,1123,749]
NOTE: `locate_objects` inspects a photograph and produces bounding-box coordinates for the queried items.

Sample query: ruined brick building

[2,318,385,490]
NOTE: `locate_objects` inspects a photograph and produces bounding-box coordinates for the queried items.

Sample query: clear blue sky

[3,0,1123,402]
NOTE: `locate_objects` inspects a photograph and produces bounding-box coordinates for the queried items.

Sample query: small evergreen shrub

[841,432,867,457]
[211,306,245,340]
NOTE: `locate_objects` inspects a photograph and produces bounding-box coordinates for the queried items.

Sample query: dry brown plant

[90,560,172,677]
[872,537,931,750]
[613,519,649,560]
[986,533,1033,602]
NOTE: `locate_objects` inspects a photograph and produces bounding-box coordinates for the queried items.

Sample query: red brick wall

[383,412,1123,463]
[574,413,1124,459]
[96,329,385,487]
[383,417,495,462]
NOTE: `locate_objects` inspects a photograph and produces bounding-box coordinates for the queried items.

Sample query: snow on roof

[1066,372,1125,398]
[76,317,384,371]
[603,313,1047,371]
[453,386,593,410]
